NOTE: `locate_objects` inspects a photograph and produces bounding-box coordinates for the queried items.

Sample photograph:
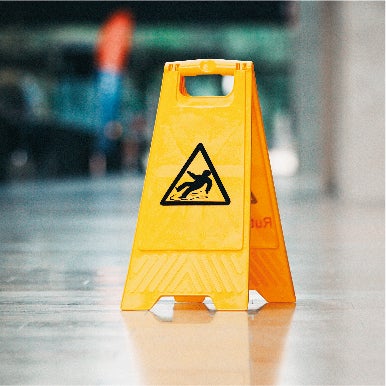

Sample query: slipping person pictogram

[176,170,212,198]
[160,143,230,206]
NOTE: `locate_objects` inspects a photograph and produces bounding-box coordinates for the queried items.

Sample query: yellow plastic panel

[248,70,295,302]
[136,63,246,251]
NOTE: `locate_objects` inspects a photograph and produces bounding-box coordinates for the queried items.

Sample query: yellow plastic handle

[165,59,252,77]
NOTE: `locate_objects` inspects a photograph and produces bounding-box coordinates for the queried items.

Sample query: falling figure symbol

[176,170,212,198]
[160,143,230,206]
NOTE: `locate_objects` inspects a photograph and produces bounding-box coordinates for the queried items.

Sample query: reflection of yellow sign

[121,302,295,385]
[121,59,295,310]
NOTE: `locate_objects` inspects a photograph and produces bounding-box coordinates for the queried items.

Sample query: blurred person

[90,10,135,176]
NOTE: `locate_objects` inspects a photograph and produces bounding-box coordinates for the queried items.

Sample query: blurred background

[0,1,384,203]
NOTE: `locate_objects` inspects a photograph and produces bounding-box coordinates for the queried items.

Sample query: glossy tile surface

[0,176,384,385]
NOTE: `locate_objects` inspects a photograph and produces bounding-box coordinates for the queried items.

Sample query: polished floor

[0,175,384,385]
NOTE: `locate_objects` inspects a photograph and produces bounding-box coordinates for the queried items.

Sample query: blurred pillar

[324,2,385,203]
[293,1,384,203]
[292,2,324,189]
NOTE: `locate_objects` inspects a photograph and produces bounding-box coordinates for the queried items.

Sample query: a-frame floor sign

[121,59,295,310]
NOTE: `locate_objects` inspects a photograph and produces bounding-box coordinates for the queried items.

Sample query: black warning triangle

[160,143,230,206]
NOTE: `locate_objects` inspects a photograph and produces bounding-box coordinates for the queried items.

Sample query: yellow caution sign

[121,59,295,310]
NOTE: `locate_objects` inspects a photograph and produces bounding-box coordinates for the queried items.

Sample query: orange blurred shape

[96,10,135,72]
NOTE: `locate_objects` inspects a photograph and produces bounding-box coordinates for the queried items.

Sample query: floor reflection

[248,303,295,385]
[121,301,295,385]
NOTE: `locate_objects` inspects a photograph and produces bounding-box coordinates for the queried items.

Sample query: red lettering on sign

[251,217,272,229]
